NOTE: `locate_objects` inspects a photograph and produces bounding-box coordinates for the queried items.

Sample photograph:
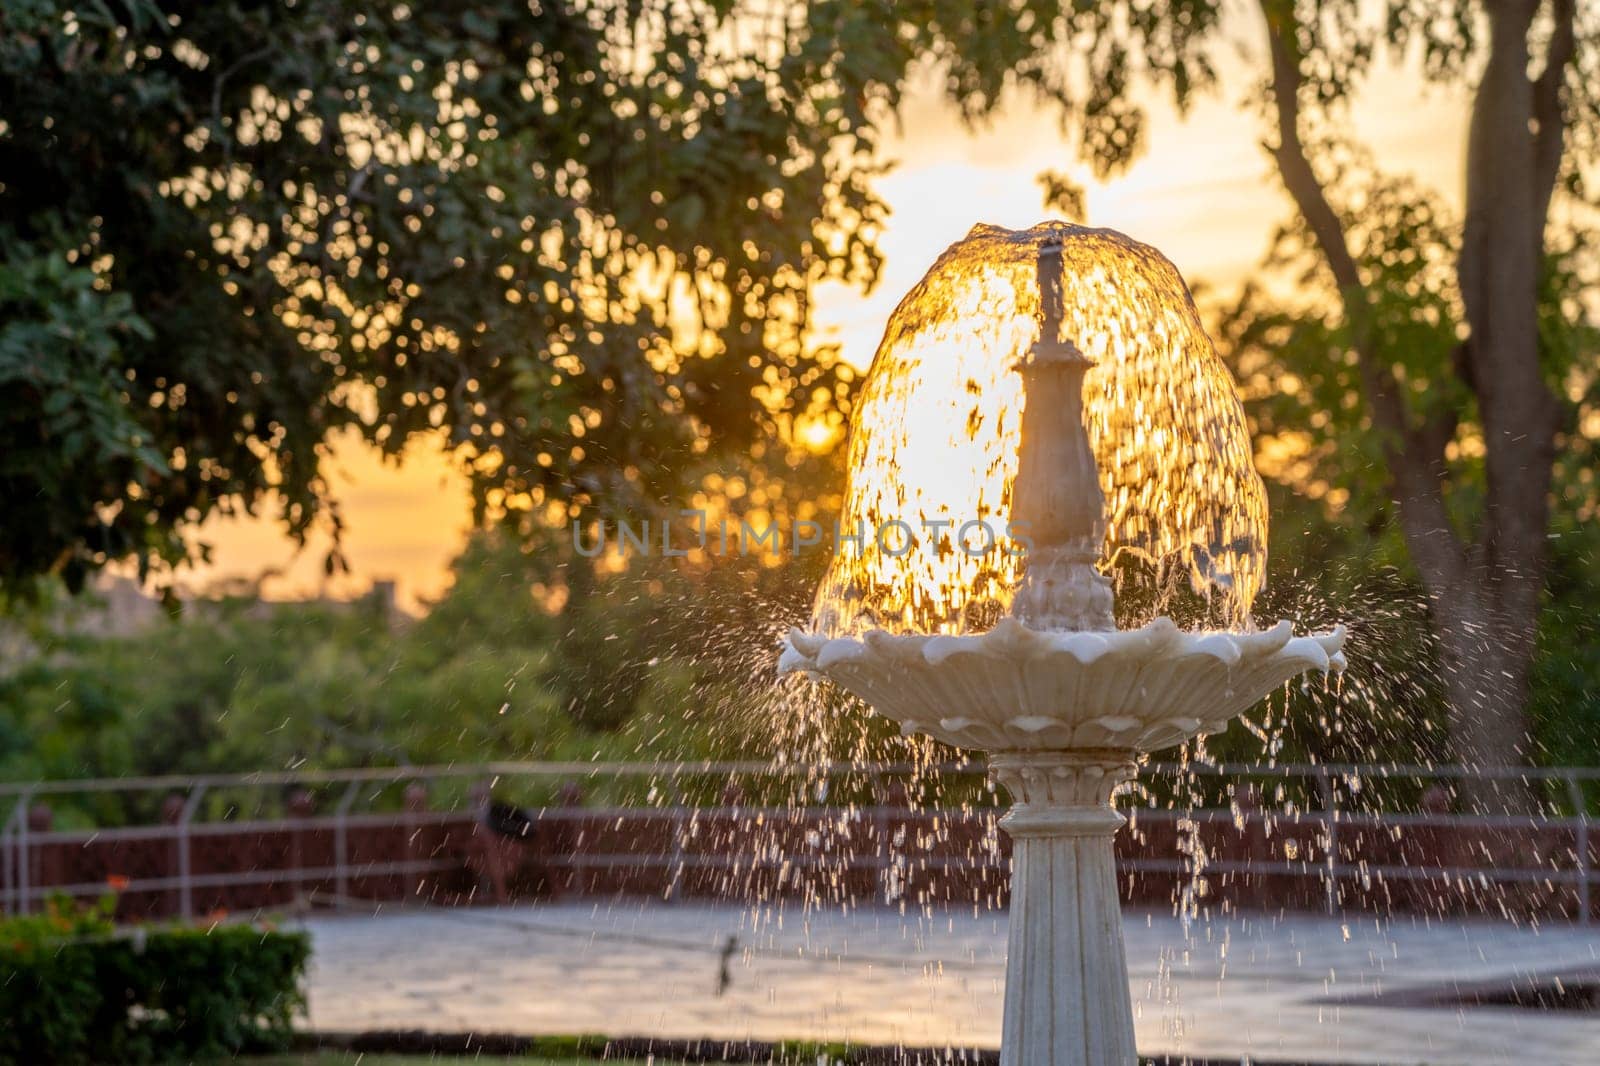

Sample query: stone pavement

[297,902,1600,1064]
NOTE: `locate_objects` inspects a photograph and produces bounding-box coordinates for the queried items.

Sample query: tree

[1257,0,1594,800]
[9,0,1596,794]
[0,543,780,815]
[0,0,875,596]
[823,0,1597,790]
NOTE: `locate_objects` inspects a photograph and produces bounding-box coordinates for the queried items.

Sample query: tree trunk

[1439,0,1559,811]
[1429,579,1542,812]
[1261,0,1570,808]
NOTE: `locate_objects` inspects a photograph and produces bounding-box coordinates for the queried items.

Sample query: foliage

[1222,151,1600,564]
[793,0,1598,769]
[4,0,1598,780]
[831,0,1597,772]
[793,1,1227,178]
[2,0,1499,596]
[0,516,836,820]
[0,894,116,1066]
[0,238,162,594]
[1216,146,1600,766]
[0,894,308,1065]
[0,0,878,597]
[1529,527,1600,768]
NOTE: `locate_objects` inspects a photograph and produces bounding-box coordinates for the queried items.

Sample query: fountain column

[998,236,1137,1064]
[992,751,1138,1066]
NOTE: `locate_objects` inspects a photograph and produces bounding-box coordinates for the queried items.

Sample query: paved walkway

[298,902,1600,1064]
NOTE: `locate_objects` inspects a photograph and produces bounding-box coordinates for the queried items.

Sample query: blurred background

[1,2,1599,1059]
[3,0,1595,789]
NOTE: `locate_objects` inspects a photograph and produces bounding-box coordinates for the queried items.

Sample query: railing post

[1235,783,1266,902]
[161,793,184,916]
[177,786,208,920]
[3,794,27,914]
[1316,769,1338,916]
[26,802,57,903]
[286,787,316,908]
[666,782,686,902]
[1566,773,1590,925]
[334,781,361,905]
[403,781,430,902]
[880,775,910,903]
[718,780,745,903]
[558,780,584,898]
[15,788,34,915]
[874,769,889,890]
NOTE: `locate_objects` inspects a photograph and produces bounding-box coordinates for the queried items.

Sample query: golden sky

[182,46,1469,614]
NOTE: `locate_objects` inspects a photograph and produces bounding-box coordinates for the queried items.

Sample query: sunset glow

[190,52,1469,612]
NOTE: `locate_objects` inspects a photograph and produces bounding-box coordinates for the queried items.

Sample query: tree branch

[1260,0,1468,588]
[1532,0,1576,231]
[1264,13,1361,295]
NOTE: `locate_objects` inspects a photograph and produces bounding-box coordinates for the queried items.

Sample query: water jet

[781,222,1346,1065]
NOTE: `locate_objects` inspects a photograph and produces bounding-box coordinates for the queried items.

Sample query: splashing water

[812,221,1268,636]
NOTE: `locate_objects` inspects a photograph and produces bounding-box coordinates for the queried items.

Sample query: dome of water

[812,221,1267,636]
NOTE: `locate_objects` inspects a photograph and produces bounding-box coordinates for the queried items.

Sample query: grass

[230,1034,862,1065]
[246,1049,659,1056]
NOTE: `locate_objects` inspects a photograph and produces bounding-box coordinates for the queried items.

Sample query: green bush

[0,895,309,1064]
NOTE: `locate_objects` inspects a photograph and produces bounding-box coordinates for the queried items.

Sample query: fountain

[780,222,1346,1065]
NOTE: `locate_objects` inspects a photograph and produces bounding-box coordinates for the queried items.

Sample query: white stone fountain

[780,224,1345,1065]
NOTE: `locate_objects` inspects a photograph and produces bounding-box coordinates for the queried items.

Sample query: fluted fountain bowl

[781,617,1346,754]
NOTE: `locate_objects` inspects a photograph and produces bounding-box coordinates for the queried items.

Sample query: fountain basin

[781,616,1346,752]
[783,614,1345,1066]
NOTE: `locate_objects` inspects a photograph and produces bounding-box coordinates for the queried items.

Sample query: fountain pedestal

[782,611,1344,1066]
[991,750,1138,1065]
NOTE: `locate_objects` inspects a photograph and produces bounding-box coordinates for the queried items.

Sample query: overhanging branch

[1264,13,1362,296]
[1533,0,1576,231]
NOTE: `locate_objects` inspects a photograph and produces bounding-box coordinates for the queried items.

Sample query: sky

[177,30,1471,614]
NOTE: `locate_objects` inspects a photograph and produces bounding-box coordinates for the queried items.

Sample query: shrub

[0,895,309,1064]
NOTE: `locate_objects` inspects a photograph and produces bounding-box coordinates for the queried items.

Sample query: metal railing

[0,761,802,918]
[3,760,1596,922]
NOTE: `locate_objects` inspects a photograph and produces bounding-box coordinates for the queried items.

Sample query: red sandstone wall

[6,804,1592,922]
